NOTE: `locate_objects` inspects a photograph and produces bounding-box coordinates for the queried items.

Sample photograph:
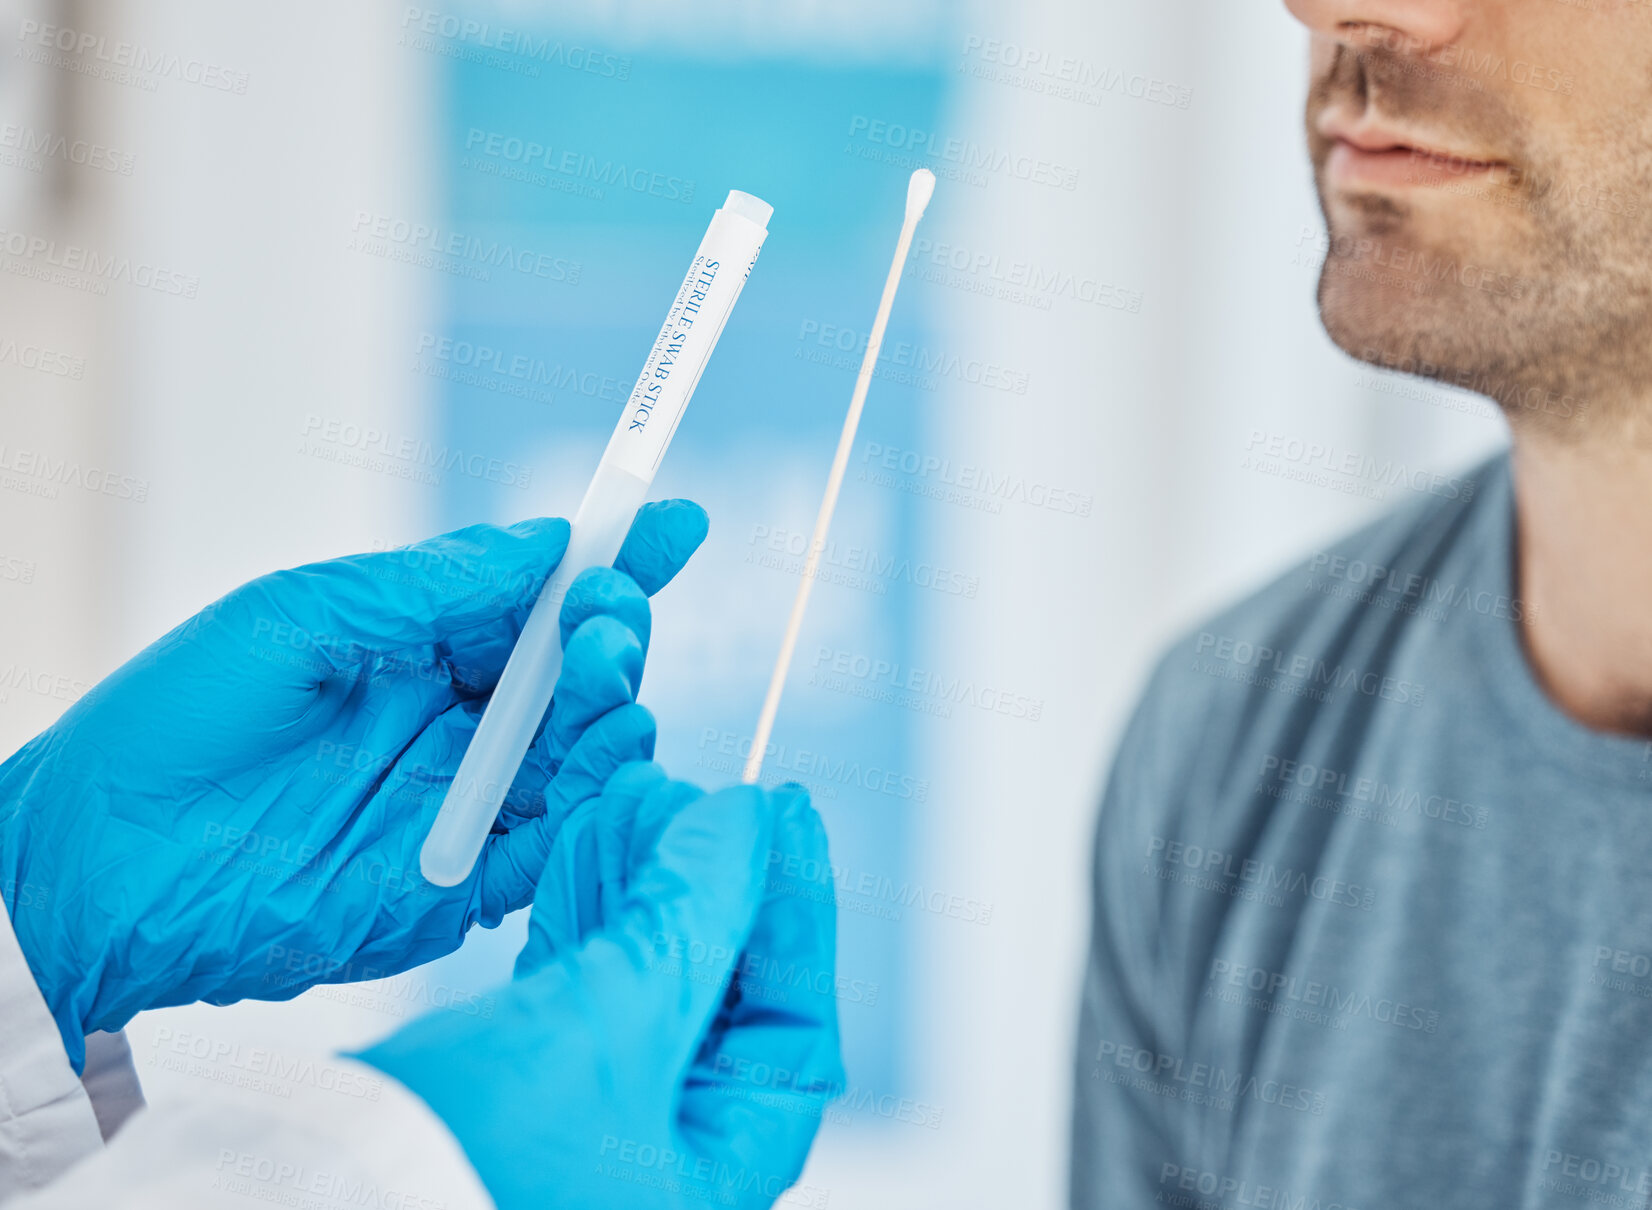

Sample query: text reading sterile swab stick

[742,169,935,786]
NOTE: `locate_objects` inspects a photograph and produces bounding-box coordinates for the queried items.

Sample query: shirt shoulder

[1115,449,1510,830]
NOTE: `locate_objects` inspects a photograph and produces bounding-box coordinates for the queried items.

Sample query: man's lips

[1318,114,1508,190]
[1327,139,1506,189]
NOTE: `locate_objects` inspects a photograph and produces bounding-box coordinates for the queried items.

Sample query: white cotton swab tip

[906,168,936,222]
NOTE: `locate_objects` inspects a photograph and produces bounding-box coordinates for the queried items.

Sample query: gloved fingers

[363,693,485,833]
[369,693,530,838]
[497,668,661,833]
[478,705,657,920]
[344,692,626,928]
[489,712,558,834]
[323,673,463,802]
[614,498,710,596]
[606,775,704,921]
[679,786,844,1191]
[512,761,663,975]
[228,517,570,692]
[626,766,703,875]
[543,614,645,764]
[467,604,641,834]
[558,566,651,655]
[258,697,504,980]
[700,787,842,1064]
[546,705,659,823]
[514,760,667,976]
[594,781,779,1070]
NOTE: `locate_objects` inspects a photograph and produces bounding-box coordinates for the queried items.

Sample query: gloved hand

[356,764,844,1210]
[0,501,709,1072]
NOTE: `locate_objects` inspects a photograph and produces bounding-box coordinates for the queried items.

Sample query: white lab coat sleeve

[0,898,107,1201]
[0,903,495,1209]
[79,1031,145,1143]
[10,1060,497,1210]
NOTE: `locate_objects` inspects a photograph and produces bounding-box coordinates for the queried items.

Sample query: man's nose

[1282,0,1467,55]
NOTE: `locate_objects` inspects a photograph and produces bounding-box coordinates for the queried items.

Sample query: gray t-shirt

[1071,451,1652,1209]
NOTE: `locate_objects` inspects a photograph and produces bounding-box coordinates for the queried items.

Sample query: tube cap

[722,190,773,230]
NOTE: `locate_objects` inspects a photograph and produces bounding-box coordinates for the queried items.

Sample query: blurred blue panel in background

[421,43,952,1113]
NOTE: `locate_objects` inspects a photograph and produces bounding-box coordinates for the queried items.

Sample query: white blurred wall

[0,0,444,1099]
[0,0,440,736]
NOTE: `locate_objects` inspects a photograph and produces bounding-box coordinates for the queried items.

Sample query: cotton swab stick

[741,168,936,786]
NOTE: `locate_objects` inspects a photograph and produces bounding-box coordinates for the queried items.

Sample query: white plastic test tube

[419,189,773,887]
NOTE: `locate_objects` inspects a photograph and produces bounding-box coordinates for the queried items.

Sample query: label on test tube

[603,196,769,482]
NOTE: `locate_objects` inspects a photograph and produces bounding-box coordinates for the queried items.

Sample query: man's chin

[1315,255,1607,439]
[1314,212,1533,379]
[1317,268,1465,375]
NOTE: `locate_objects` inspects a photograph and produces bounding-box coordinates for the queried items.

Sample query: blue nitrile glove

[356,764,845,1210]
[0,500,709,1072]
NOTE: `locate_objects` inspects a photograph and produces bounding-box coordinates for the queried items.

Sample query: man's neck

[1511,434,1652,737]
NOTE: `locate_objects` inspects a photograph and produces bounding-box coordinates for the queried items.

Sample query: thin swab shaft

[742,170,935,785]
